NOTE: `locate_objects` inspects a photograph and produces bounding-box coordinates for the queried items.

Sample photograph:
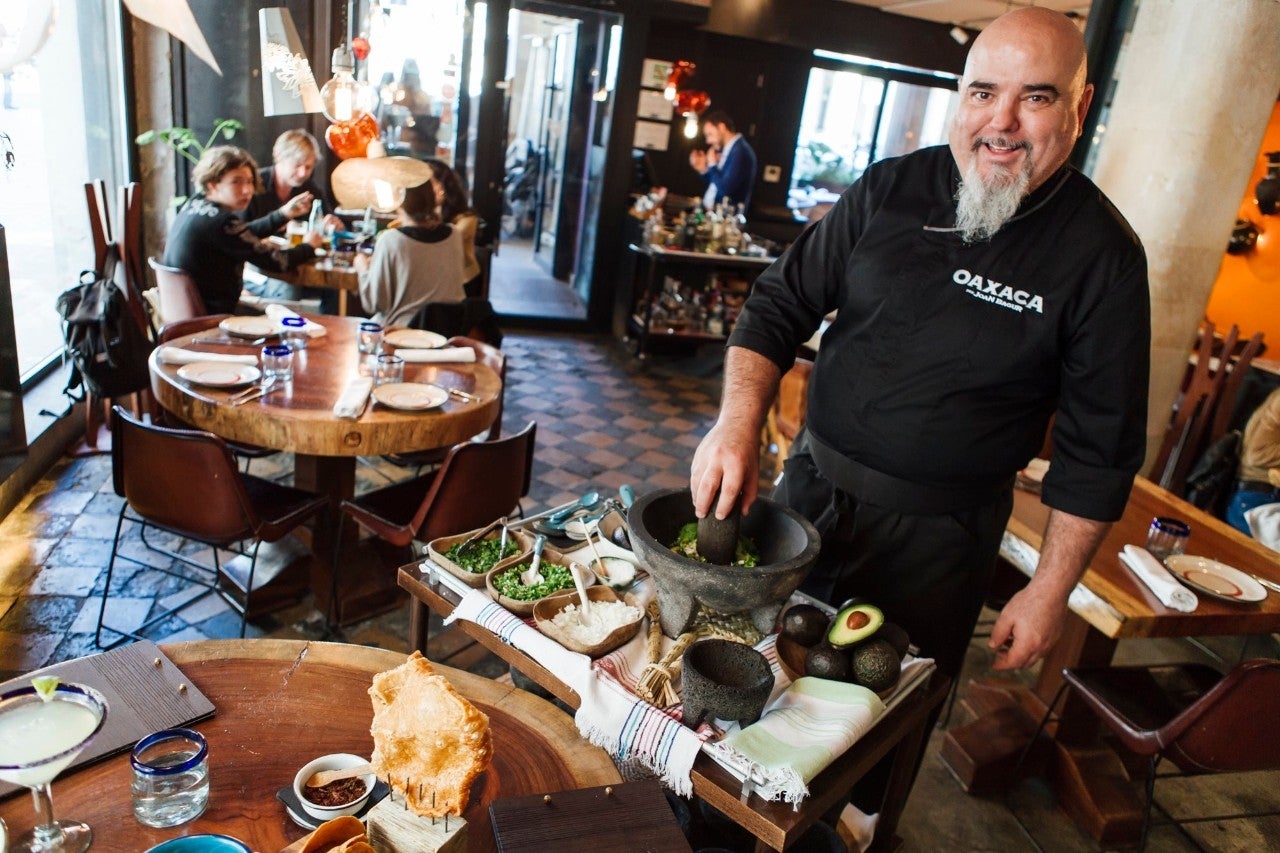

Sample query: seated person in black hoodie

[162,145,322,315]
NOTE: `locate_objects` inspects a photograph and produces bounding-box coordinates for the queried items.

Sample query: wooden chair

[72,181,154,455]
[332,421,536,626]
[98,406,327,647]
[763,357,813,477]
[1029,660,1280,850]
[383,335,506,471]
[148,256,207,324]
[1149,323,1264,496]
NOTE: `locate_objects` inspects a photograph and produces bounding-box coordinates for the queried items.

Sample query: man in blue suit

[689,110,757,210]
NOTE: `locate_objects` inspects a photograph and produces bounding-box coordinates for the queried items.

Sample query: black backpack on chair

[55,246,156,399]
[1184,429,1243,519]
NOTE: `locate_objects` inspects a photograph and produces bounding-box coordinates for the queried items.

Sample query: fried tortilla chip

[299,815,366,853]
[369,651,492,818]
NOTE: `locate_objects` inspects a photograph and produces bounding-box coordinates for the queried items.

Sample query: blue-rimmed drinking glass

[130,728,209,827]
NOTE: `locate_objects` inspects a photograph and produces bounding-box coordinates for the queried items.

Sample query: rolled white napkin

[396,347,477,364]
[264,303,326,337]
[333,376,374,419]
[1119,545,1198,612]
[157,346,257,366]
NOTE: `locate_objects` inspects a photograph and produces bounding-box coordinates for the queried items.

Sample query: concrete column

[1089,0,1280,474]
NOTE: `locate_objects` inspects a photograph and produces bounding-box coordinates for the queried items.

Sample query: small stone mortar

[627,488,821,636]
[681,639,773,729]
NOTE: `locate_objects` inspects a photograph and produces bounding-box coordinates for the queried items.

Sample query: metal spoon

[548,491,601,526]
[521,534,546,586]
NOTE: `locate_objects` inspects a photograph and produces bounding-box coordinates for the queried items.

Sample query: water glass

[262,344,294,384]
[358,322,383,356]
[376,353,405,386]
[280,316,309,351]
[1146,516,1190,561]
[131,728,209,828]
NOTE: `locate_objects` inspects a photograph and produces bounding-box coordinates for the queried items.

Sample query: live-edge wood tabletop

[0,639,619,853]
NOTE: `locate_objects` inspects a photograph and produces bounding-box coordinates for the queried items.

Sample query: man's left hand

[987,585,1067,670]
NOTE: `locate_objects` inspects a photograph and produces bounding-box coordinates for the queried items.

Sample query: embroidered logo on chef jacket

[952,268,1044,314]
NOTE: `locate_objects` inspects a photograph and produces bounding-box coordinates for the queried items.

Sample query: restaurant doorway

[487,4,621,322]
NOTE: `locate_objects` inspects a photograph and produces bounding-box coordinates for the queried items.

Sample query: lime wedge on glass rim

[31,675,60,702]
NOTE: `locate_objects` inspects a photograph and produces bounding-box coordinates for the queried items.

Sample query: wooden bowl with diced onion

[533,586,644,657]
[428,526,533,588]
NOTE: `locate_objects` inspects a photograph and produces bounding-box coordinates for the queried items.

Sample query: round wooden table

[149,315,501,490]
[0,640,620,852]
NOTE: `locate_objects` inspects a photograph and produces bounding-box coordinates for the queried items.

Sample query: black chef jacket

[730,145,1149,522]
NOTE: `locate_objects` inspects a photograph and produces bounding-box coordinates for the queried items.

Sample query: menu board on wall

[637,89,673,121]
[641,58,673,91]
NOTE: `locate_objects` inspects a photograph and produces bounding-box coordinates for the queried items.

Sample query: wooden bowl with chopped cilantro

[485,548,593,616]
[428,526,533,587]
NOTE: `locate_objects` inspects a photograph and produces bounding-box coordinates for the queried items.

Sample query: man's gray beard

[954,160,1031,243]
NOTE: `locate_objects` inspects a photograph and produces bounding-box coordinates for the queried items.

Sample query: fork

[447,387,479,403]
[228,376,275,403]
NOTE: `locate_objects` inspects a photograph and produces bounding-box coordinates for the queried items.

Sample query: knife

[1250,573,1280,595]
[192,336,267,347]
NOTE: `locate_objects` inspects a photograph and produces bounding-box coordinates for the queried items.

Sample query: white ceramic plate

[218,316,278,339]
[384,328,447,349]
[371,382,449,411]
[176,362,261,388]
[1165,554,1267,604]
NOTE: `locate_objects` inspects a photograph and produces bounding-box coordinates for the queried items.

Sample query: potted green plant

[135,118,244,164]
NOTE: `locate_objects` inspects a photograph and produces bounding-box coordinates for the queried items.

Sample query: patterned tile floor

[0,330,1274,851]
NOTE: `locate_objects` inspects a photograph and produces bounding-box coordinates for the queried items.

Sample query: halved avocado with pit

[828,602,884,648]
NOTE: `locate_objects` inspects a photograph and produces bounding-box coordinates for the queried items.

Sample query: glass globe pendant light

[320,44,375,123]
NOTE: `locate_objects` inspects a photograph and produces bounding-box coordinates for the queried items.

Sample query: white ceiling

[845,0,1092,31]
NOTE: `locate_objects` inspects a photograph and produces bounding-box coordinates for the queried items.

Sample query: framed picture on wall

[637,89,672,121]
[634,120,671,152]
[641,58,673,91]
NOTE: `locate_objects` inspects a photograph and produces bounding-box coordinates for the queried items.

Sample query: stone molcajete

[627,488,821,636]
[681,638,774,729]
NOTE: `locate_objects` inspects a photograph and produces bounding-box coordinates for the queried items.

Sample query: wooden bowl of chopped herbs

[429,526,533,587]
[485,548,592,616]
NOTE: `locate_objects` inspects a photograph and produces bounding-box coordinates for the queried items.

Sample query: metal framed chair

[332,421,536,626]
[98,406,327,647]
[1026,659,1280,850]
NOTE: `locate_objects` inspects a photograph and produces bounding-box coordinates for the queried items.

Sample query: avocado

[850,639,901,693]
[827,602,884,647]
[878,623,911,659]
[804,645,851,681]
[781,604,830,648]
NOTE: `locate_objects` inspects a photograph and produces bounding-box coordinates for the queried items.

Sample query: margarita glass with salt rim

[0,681,108,852]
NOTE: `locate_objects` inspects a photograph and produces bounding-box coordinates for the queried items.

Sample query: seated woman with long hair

[163,145,323,314]
[424,158,482,295]
[353,179,468,328]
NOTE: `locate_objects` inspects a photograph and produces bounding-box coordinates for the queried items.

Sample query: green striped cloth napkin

[712,676,887,805]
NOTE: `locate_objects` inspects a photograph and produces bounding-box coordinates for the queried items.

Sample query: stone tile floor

[1,330,1277,851]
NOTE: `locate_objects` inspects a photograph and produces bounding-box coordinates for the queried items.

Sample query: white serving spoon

[583,520,608,578]
[569,562,593,625]
[521,534,547,586]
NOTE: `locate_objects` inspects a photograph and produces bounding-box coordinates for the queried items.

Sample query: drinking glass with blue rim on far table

[1146,516,1190,562]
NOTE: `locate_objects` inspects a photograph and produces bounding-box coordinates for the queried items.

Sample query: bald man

[691,8,1149,818]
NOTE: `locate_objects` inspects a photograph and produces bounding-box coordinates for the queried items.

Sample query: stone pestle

[697,496,740,565]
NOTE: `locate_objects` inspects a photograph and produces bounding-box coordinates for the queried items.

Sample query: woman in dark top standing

[162,146,322,314]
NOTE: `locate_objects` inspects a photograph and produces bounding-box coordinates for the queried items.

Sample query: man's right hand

[691,417,761,521]
[689,149,708,174]
[281,192,314,220]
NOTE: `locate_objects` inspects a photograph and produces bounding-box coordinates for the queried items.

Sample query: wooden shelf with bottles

[625,243,775,359]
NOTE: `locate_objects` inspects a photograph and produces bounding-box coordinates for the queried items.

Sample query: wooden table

[253,258,360,315]
[940,476,1280,846]
[0,640,619,851]
[400,564,950,852]
[150,316,501,615]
